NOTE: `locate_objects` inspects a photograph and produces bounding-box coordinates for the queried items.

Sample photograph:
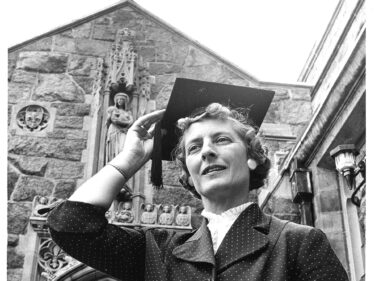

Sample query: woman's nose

[201,142,217,161]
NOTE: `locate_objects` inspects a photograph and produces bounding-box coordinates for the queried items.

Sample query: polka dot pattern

[47,200,348,281]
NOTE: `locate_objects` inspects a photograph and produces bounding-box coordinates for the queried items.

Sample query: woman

[47,103,348,281]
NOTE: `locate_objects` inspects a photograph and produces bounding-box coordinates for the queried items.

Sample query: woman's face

[184,118,249,202]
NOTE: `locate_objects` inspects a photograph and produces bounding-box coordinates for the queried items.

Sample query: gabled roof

[8,0,312,88]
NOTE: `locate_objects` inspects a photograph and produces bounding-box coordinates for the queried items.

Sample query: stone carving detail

[37,238,79,281]
[115,201,135,223]
[105,92,134,163]
[30,196,64,233]
[16,105,49,132]
[32,196,50,217]
[139,204,192,227]
[32,196,62,217]
[175,205,191,227]
[30,197,192,233]
[103,29,156,164]
[140,203,158,224]
[103,29,137,165]
[38,239,70,276]
[104,28,137,96]
[107,28,137,91]
[158,204,174,225]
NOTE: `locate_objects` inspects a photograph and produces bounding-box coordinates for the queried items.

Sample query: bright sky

[5,0,339,83]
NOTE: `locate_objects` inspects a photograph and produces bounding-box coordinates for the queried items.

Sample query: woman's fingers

[133,109,165,130]
[129,109,165,140]
[147,123,156,137]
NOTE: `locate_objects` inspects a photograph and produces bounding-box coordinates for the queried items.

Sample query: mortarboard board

[151,78,275,188]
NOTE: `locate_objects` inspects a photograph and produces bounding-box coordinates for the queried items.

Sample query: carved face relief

[17,105,49,132]
[163,205,171,213]
[179,206,187,214]
[145,204,154,212]
[117,97,126,106]
[26,107,43,128]
[123,202,132,210]
[114,93,130,109]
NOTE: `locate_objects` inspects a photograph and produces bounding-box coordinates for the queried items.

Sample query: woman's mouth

[201,165,226,175]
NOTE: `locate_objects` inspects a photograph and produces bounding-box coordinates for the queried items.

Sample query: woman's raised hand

[69,110,164,208]
[118,109,165,175]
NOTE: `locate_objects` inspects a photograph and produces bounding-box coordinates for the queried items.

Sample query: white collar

[201,202,253,222]
[201,202,253,254]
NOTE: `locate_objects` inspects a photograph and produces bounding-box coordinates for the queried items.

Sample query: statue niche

[105,92,133,163]
[103,28,138,165]
[100,28,155,223]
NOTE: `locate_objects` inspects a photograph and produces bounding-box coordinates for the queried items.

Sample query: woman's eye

[187,144,200,154]
[216,136,230,143]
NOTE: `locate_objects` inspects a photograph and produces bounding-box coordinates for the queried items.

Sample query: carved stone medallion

[16,105,49,132]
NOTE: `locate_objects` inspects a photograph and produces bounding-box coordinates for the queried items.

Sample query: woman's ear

[247,159,258,170]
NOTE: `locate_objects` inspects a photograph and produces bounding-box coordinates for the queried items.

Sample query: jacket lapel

[172,219,216,266]
[215,203,271,272]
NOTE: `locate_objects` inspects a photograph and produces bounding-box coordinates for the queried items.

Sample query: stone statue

[175,205,191,227]
[115,201,134,223]
[158,205,174,225]
[105,93,134,163]
[140,203,157,224]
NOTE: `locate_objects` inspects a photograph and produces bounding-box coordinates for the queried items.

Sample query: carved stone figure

[140,203,157,224]
[115,201,134,223]
[105,93,134,163]
[16,105,49,132]
[33,196,49,217]
[158,205,174,225]
[175,206,191,227]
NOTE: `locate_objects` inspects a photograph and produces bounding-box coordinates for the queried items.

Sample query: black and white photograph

[6,0,367,280]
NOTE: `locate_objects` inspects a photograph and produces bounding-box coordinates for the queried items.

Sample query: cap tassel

[151,121,163,189]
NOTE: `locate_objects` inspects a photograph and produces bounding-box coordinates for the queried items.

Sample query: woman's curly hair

[173,103,271,199]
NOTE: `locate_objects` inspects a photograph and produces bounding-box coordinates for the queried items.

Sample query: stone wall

[8,2,313,280]
[261,173,301,223]
[8,44,98,281]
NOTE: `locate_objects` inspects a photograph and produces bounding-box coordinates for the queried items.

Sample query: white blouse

[201,202,253,254]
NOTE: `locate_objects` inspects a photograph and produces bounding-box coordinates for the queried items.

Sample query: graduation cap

[151,78,275,188]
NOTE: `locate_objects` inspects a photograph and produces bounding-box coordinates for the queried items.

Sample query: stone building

[7,0,365,280]
[260,0,366,280]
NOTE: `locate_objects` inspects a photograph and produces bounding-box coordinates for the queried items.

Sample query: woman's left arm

[295,228,349,281]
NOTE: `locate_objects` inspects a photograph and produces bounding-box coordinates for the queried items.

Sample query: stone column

[311,166,351,276]
[97,89,111,171]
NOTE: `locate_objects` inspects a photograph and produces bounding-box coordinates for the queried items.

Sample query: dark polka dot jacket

[47,200,349,281]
